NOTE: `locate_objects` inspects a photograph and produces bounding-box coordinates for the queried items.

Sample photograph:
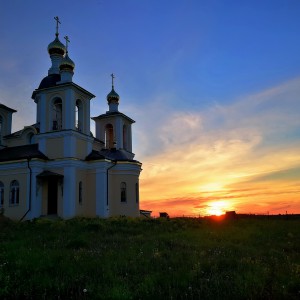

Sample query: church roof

[85,149,139,162]
[0,144,48,162]
[4,123,40,139]
[92,111,135,123]
[32,80,95,99]
[38,74,61,89]
[37,170,64,178]
[0,103,17,113]
[85,150,106,161]
[99,148,138,162]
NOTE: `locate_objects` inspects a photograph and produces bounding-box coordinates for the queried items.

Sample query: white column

[39,94,47,133]
[115,116,123,149]
[84,100,91,135]
[29,169,43,219]
[7,114,13,135]
[36,99,40,127]
[63,166,76,218]
[128,124,133,152]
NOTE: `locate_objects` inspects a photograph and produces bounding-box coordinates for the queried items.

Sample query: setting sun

[206,201,230,216]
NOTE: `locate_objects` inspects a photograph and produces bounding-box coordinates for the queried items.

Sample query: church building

[0,18,142,221]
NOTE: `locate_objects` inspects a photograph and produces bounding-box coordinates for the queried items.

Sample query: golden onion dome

[59,53,75,71]
[47,36,66,56]
[107,87,120,102]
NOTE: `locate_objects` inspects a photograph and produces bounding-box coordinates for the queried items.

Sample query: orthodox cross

[111,73,115,88]
[54,16,61,37]
[64,36,70,53]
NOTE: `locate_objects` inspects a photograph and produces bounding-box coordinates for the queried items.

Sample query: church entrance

[37,170,64,218]
[48,178,58,215]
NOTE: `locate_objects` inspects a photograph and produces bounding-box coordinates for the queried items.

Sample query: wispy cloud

[138,77,300,216]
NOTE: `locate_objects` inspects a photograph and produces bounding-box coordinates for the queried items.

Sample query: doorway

[48,178,58,215]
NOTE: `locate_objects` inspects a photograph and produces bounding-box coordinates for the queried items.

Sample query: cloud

[138,77,300,216]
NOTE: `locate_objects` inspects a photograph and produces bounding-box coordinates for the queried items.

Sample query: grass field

[0,216,300,299]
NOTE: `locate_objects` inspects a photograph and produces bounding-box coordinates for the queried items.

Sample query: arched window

[76,100,83,132]
[120,182,126,202]
[0,182,4,207]
[78,181,83,205]
[105,124,114,149]
[135,183,139,203]
[123,124,127,150]
[53,99,62,130]
[10,180,19,206]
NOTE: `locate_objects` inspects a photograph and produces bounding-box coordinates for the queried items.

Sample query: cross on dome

[111,73,115,88]
[107,73,120,112]
[60,35,75,75]
[64,35,70,53]
[47,16,66,66]
[54,16,61,37]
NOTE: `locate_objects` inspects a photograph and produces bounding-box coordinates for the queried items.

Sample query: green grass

[1,216,300,299]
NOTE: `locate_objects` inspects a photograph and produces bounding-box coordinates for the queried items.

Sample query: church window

[53,99,62,130]
[135,183,139,203]
[123,125,127,150]
[120,182,126,202]
[76,100,83,132]
[9,180,19,206]
[0,182,4,207]
[79,181,83,205]
[105,124,114,149]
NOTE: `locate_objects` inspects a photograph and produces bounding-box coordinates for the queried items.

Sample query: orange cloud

[137,78,300,216]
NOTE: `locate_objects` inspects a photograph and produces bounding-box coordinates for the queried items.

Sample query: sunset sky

[1,0,300,216]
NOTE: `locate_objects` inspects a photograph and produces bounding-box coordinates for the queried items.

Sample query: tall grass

[0,216,299,299]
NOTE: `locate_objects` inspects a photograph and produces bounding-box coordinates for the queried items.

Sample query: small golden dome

[59,53,75,71]
[47,37,66,56]
[107,87,120,103]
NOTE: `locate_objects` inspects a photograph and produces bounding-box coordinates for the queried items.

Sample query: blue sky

[1,0,300,215]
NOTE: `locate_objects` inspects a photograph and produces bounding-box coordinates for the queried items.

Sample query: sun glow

[199,183,225,193]
[206,201,229,216]
[139,80,300,217]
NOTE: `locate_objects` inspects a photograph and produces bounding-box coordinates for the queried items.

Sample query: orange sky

[0,1,299,218]
[137,78,300,217]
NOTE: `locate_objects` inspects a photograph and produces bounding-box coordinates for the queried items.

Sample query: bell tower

[92,74,135,159]
[32,17,95,159]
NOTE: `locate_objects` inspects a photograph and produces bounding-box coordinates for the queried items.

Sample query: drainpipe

[20,157,32,221]
[106,160,117,209]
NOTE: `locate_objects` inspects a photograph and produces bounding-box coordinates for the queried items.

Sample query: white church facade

[0,19,142,221]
